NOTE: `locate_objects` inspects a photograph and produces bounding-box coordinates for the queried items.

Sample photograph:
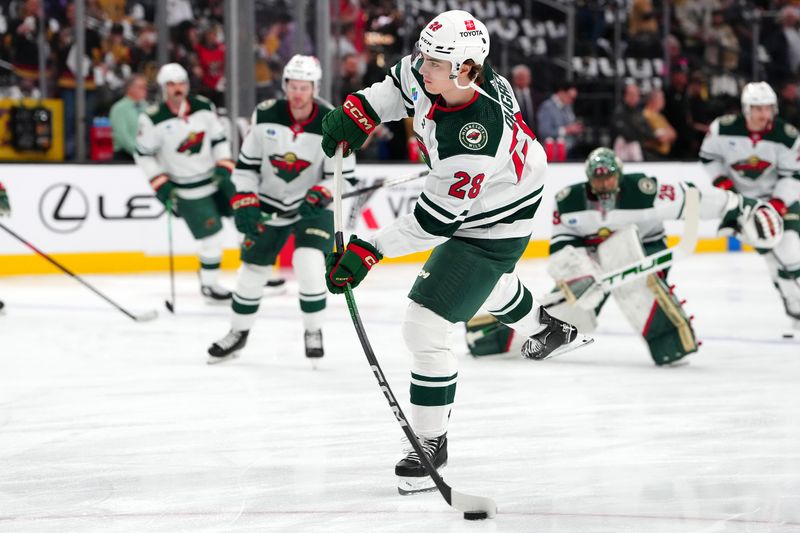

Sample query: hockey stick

[257,169,429,225]
[0,222,158,322]
[164,200,176,313]
[331,146,496,520]
[541,187,701,309]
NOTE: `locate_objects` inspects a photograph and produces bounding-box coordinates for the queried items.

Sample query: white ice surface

[0,253,798,532]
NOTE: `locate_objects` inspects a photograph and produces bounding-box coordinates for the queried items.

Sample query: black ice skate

[304,329,324,359]
[395,433,447,495]
[207,330,249,364]
[522,307,593,360]
[201,284,232,303]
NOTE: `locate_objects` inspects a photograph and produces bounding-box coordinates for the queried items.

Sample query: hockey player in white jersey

[0,182,9,313]
[207,55,356,364]
[466,147,782,365]
[700,82,800,328]
[135,63,236,302]
[321,10,586,495]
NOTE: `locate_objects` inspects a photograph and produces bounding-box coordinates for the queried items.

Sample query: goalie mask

[282,54,322,97]
[414,10,490,89]
[585,147,622,200]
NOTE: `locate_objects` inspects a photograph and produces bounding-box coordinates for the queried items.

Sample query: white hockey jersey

[699,114,800,206]
[550,174,730,254]
[355,56,546,258]
[135,95,232,199]
[232,99,356,227]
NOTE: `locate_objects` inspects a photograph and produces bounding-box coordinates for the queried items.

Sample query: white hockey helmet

[156,63,189,98]
[282,54,322,97]
[416,10,490,83]
[741,81,778,118]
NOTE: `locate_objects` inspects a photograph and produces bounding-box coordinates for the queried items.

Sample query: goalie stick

[540,187,701,309]
[0,222,158,322]
[331,147,496,520]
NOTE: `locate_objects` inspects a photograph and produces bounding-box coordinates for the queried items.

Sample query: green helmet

[585,147,622,197]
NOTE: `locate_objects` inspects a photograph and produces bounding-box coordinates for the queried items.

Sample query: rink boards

[0,162,739,276]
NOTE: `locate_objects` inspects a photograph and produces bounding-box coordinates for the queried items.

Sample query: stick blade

[135,310,159,322]
[451,489,497,519]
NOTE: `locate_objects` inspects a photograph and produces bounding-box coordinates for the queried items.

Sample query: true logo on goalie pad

[605,253,672,287]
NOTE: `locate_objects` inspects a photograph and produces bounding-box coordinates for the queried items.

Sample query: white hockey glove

[737,198,783,249]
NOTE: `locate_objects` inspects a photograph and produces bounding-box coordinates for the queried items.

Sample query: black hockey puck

[463,511,488,520]
[266,279,286,287]
[783,333,795,339]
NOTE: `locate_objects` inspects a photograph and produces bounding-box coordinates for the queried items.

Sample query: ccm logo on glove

[343,95,377,134]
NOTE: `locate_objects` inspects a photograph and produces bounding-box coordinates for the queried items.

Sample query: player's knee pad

[198,230,225,264]
[293,247,326,294]
[402,302,457,375]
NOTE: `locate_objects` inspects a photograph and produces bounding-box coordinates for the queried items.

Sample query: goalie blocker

[467,226,697,365]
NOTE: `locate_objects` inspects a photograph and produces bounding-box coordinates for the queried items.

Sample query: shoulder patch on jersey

[719,114,737,126]
[145,104,160,115]
[785,123,798,139]
[638,176,657,194]
[257,99,277,111]
[555,186,571,202]
[459,122,489,151]
[189,95,214,112]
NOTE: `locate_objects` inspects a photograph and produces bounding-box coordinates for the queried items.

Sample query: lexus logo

[39,183,89,233]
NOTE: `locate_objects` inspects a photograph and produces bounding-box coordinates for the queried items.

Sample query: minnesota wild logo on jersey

[177,131,206,155]
[268,152,312,182]
[731,156,772,180]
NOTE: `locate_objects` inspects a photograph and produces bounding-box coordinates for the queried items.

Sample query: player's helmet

[585,147,622,198]
[416,10,490,83]
[282,55,322,97]
[156,63,189,98]
[741,82,778,118]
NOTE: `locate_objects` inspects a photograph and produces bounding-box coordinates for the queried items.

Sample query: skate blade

[207,352,240,365]
[541,335,594,360]
[397,465,446,495]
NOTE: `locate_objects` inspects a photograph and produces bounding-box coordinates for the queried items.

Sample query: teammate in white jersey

[700,82,800,328]
[207,55,356,364]
[466,147,781,365]
[321,10,585,495]
[135,63,236,302]
[0,182,9,313]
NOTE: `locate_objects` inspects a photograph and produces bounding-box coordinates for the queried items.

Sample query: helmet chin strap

[450,74,505,109]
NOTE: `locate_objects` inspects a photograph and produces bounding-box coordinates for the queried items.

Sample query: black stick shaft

[0,221,141,321]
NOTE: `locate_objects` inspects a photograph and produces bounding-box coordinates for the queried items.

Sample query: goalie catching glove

[721,195,783,249]
[325,235,382,293]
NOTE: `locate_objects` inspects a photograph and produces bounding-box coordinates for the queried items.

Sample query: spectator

[194,24,225,107]
[511,64,536,131]
[779,79,800,126]
[674,1,711,62]
[664,65,693,158]
[783,7,800,77]
[642,88,677,160]
[536,81,583,156]
[628,0,661,58]
[9,0,44,90]
[109,74,147,161]
[704,8,739,73]
[52,1,103,160]
[611,82,655,162]
[337,53,363,104]
[686,71,713,154]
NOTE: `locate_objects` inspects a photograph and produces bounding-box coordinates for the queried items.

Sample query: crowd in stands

[1,0,800,162]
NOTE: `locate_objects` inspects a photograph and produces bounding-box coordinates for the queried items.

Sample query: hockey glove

[299,185,333,218]
[231,193,263,235]
[0,183,10,217]
[325,235,383,293]
[212,161,236,200]
[321,94,379,158]
[150,173,176,206]
[768,198,789,218]
[712,176,736,191]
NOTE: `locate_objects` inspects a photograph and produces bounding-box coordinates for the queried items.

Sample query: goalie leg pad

[402,302,457,439]
[547,246,605,309]
[465,315,517,356]
[294,247,327,331]
[598,226,696,365]
[231,262,271,332]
